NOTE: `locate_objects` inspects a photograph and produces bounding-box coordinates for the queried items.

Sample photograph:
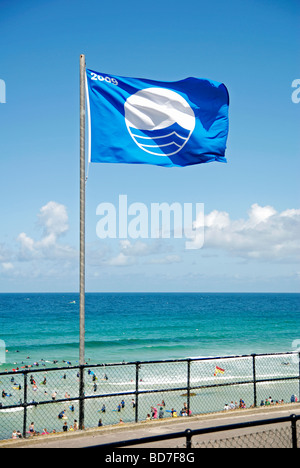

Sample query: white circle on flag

[124,87,195,156]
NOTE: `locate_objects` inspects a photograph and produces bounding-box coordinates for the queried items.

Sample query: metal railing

[0,351,299,441]
[90,413,300,449]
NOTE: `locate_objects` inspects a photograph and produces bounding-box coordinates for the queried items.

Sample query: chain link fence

[0,352,299,441]
[193,424,296,449]
[179,415,300,449]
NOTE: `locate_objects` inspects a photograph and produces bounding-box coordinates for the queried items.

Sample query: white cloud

[17,201,76,261]
[1,262,14,271]
[17,232,36,256]
[248,204,277,226]
[120,239,167,257]
[148,255,182,265]
[106,252,136,267]
[103,240,175,268]
[0,243,12,263]
[192,203,300,261]
[104,240,166,267]
[38,201,69,237]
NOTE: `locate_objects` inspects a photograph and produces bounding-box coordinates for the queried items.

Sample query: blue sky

[0,0,299,292]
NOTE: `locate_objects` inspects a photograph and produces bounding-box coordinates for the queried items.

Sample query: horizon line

[0,291,299,295]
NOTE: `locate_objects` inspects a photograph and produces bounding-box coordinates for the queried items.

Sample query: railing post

[135,362,140,423]
[185,429,192,449]
[187,359,191,417]
[79,365,85,430]
[291,414,298,449]
[22,371,28,439]
[252,354,257,408]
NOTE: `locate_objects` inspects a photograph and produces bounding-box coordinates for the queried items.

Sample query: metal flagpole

[79,54,86,366]
[79,54,86,430]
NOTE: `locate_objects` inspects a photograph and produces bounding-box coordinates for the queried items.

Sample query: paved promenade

[1,404,299,449]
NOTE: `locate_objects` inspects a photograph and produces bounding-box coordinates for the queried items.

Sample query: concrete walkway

[1,404,300,449]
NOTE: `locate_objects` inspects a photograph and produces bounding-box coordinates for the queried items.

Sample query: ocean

[0,293,299,368]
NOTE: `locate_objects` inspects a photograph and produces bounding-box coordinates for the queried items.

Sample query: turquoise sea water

[0,293,299,369]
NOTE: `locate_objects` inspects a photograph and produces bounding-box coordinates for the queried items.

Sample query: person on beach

[58,410,66,420]
[74,420,78,431]
[63,422,68,432]
[98,419,103,427]
[151,407,158,419]
[29,422,35,436]
[159,407,164,419]
[180,402,189,416]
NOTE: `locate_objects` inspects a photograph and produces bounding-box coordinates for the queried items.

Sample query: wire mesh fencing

[193,424,295,449]
[0,352,299,441]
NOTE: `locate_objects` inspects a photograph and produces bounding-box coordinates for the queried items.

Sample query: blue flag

[86,69,229,168]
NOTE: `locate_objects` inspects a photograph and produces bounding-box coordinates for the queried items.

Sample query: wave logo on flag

[124,87,195,157]
[214,366,225,376]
